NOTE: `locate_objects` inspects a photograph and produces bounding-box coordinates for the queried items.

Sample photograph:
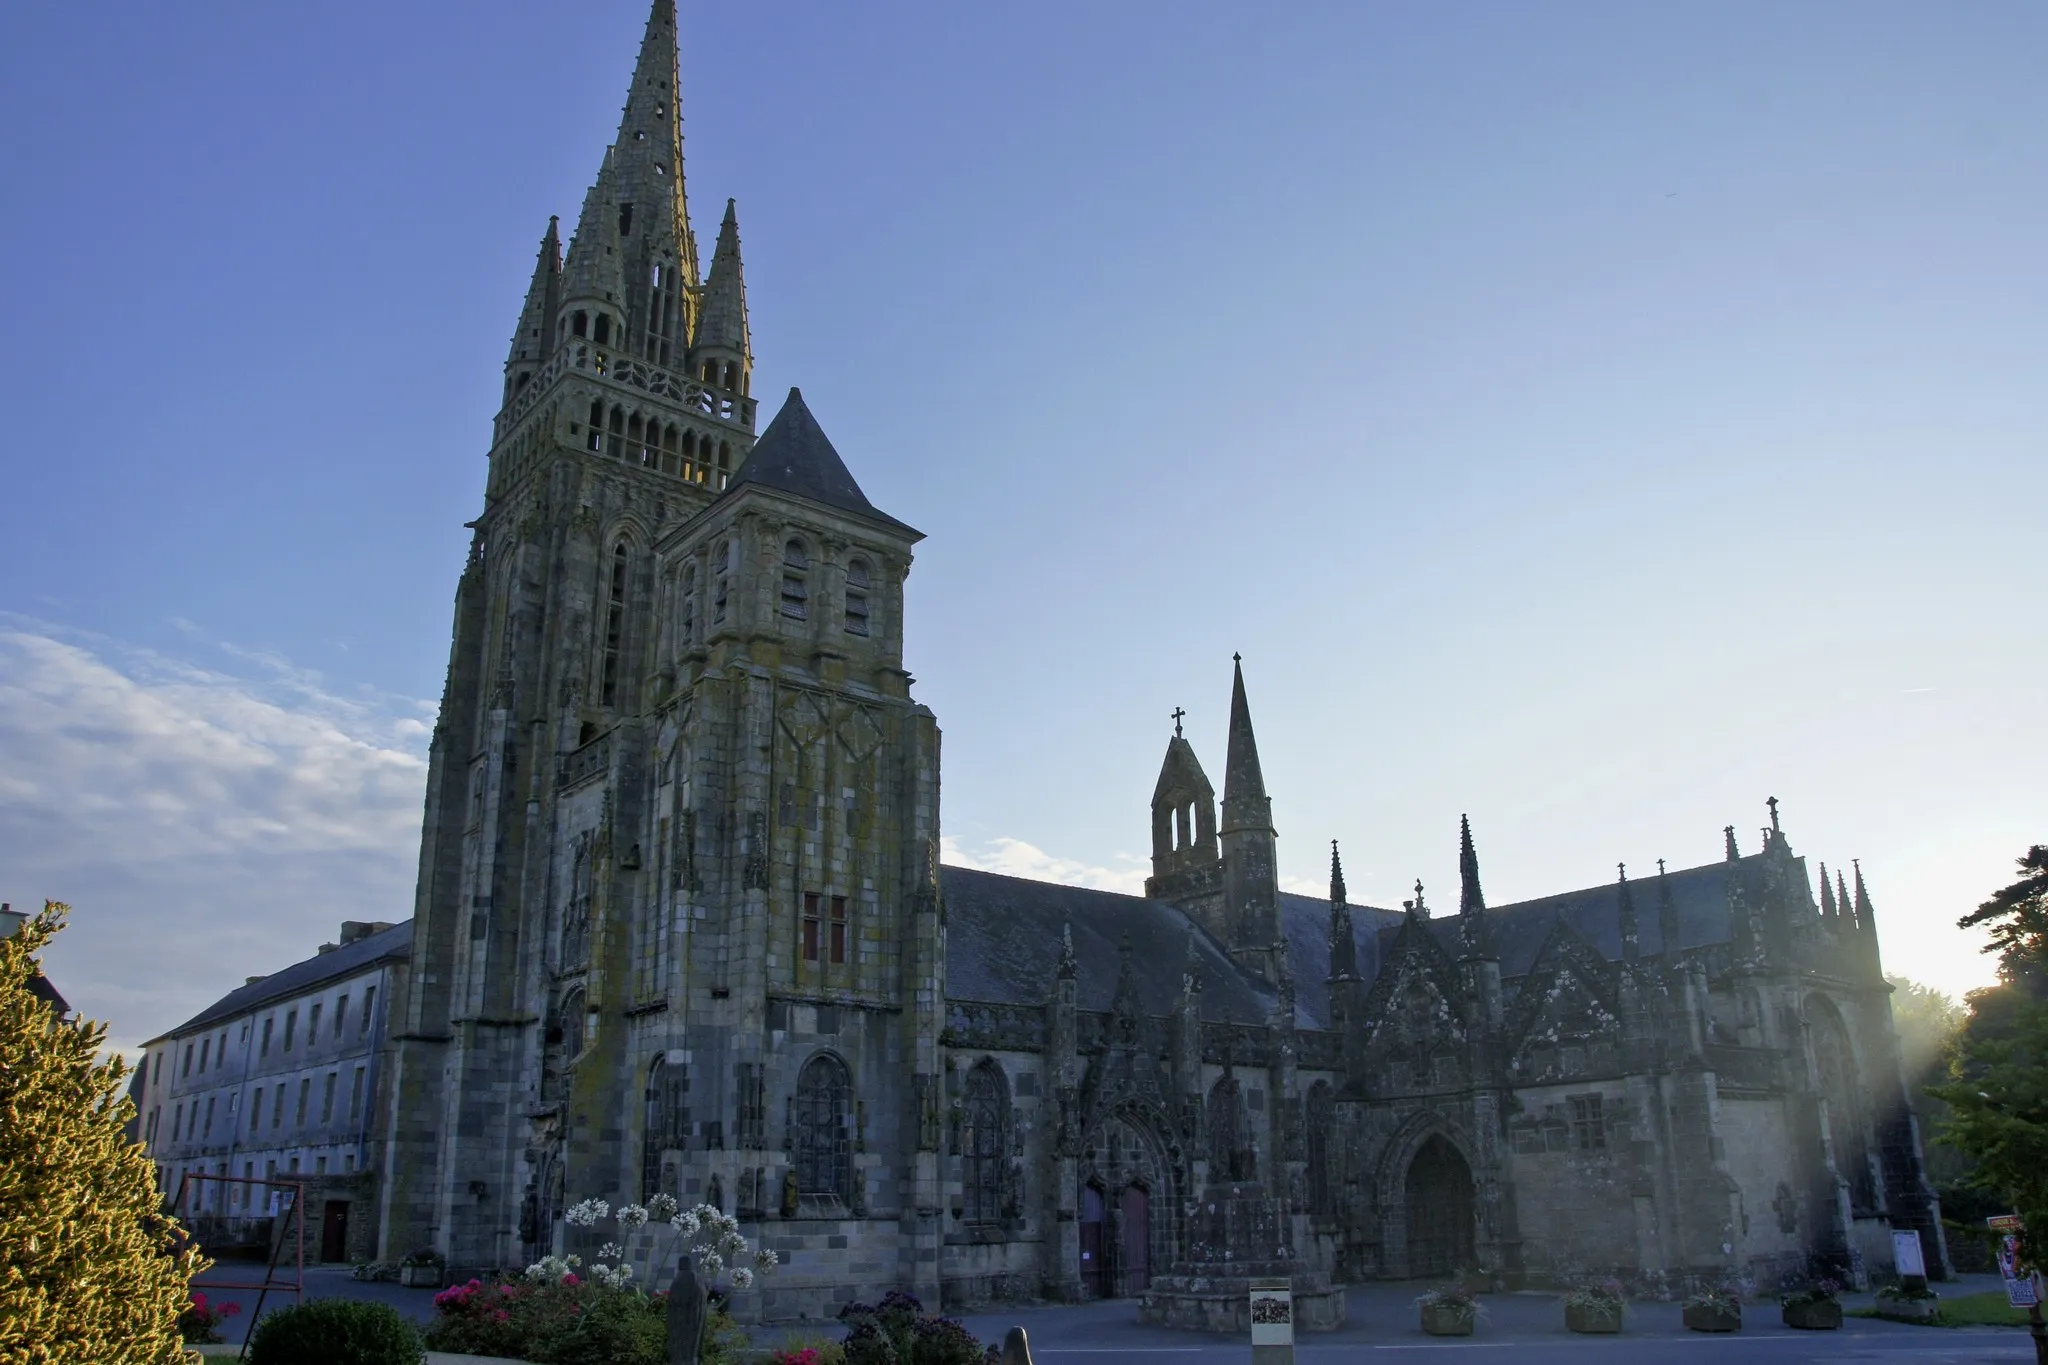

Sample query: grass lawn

[1849,1291,2037,1328]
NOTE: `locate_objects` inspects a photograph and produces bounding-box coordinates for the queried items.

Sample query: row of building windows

[159,1149,360,1215]
[156,987,377,1091]
[146,1065,366,1148]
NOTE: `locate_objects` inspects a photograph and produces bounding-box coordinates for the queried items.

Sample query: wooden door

[1404,1136,1474,1278]
[1119,1185,1151,1292]
[320,1200,349,1262]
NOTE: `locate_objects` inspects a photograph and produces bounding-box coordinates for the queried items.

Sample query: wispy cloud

[0,618,431,1051]
[941,835,1146,894]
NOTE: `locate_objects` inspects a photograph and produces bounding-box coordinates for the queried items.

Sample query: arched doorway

[1404,1135,1475,1278]
[1080,1184,1111,1297]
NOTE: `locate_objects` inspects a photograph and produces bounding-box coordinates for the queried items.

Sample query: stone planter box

[1419,1304,1475,1336]
[1874,1296,1939,1323]
[1781,1299,1842,1330]
[1682,1304,1741,1332]
[399,1263,445,1288]
[1565,1303,1623,1334]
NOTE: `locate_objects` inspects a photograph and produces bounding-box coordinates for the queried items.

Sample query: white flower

[754,1248,780,1271]
[730,1266,755,1289]
[694,1249,724,1276]
[565,1198,610,1228]
[617,1203,650,1229]
[719,1230,747,1258]
[648,1194,680,1221]
[566,1254,583,1269]
[599,1242,625,1261]
[672,1210,701,1238]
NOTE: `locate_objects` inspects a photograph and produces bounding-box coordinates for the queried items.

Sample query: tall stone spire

[1218,656,1281,962]
[1328,841,1357,979]
[1617,863,1640,961]
[691,199,752,393]
[559,0,699,363]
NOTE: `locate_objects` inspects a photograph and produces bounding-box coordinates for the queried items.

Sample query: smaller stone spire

[1724,825,1740,862]
[1837,868,1853,927]
[1058,920,1076,980]
[1852,860,1876,936]
[1220,654,1271,825]
[1328,841,1357,979]
[1818,861,1838,919]
[503,215,562,389]
[691,198,752,391]
[1458,814,1486,917]
[1617,863,1640,961]
[1656,857,1679,954]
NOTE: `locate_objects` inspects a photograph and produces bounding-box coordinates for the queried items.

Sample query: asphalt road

[189,1266,2039,1363]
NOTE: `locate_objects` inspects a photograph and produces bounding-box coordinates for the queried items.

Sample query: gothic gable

[1506,918,1623,1083]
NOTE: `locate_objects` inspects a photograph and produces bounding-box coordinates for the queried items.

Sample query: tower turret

[1219,655,1282,974]
[690,199,752,396]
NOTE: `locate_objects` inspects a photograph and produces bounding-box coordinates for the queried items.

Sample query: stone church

[378,1,1948,1321]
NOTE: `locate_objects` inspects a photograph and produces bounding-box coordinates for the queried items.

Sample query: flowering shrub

[537,1194,778,1295]
[771,1332,846,1365]
[179,1290,243,1344]
[423,1276,744,1365]
[838,1291,990,1365]
[1780,1278,1841,1308]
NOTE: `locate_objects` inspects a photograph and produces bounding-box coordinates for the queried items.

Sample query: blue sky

[2,1,2043,1047]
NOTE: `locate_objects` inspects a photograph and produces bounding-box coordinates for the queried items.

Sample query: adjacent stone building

[140,920,409,1263]
[379,0,1948,1318]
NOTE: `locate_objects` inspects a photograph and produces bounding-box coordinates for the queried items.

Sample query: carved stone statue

[666,1254,706,1365]
[780,1168,800,1218]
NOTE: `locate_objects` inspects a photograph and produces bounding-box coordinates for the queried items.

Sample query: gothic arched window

[599,543,629,708]
[712,540,731,625]
[791,1053,851,1203]
[844,558,871,637]
[678,564,697,650]
[1305,1081,1335,1215]
[642,1055,688,1200]
[1207,1075,1255,1182]
[560,987,587,1061]
[1810,1001,1877,1212]
[780,539,809,620]
[961,1061,1009,1222]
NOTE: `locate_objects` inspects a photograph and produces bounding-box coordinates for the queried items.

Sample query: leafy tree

[1887,976,1973,1189]
[1934,846,2048,1265]
[0,902,205,1363]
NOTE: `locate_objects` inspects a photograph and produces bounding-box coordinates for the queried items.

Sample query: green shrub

[423,1277,746,1365]
[245,1298,424,1365]
[838,1292,989,1365]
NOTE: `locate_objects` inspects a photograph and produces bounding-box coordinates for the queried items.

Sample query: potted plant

[399,1247,446,1288]
[1563,1279,1625,1333]
[1415,1284,1479,1336]
[1780,1279,1843,1330]
[1682,1287,1742,1332]
[1874,1283,1940,1323]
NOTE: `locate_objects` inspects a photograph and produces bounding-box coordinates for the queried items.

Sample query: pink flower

[562,1273,580,1287]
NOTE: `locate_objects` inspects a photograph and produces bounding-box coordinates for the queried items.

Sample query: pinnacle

[1220,655,1270,823]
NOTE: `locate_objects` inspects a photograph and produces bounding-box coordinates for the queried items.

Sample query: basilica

[377,1,1947,1320]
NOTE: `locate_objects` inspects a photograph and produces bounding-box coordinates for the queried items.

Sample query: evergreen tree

[0,902,205,1363]
[1935,846,2048,1264]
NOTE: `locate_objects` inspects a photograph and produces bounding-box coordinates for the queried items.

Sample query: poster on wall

[1249,1282,1294,1347]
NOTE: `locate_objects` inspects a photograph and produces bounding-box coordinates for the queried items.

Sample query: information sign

[1892,1229,1926,1283]
[1990,1214,2042,1309]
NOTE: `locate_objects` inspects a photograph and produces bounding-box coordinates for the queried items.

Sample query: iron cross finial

[1766,795,1780,831]
[1171,706,1186,737]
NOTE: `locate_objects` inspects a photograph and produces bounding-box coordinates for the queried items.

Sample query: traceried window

[600,543,629,708]
[560,987,588,1061]
[1568,1094,1606,1151]
[844,559,871,636]
[679,565,697,650]
[792,1054,852,1203]
[961,1061,1009,1222]
[712,540,731,625]
[642,1055,688,1200]
[1305,1081,1335,1215]
[802,892,821,962]
[801,892,848,965]
[780,539,810,619]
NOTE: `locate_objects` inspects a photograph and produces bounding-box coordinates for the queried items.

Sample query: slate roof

[145,920,413,1045]
[943,855,1781,1032]
[725,388,920,537]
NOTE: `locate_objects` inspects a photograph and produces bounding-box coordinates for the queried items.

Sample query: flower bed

[1780,1280,1843,1331]
[1414,1285,1478,1336]
[1681,1288,1741,1333]
[1563,1280,1625,1333]
[1873,1285,1940,1323]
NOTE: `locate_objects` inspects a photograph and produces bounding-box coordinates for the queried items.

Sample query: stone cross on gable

[1171,707,1186,738]
[1766,795,1780,831]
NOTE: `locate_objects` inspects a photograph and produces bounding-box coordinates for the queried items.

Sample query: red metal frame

[168,1172,305,1361]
